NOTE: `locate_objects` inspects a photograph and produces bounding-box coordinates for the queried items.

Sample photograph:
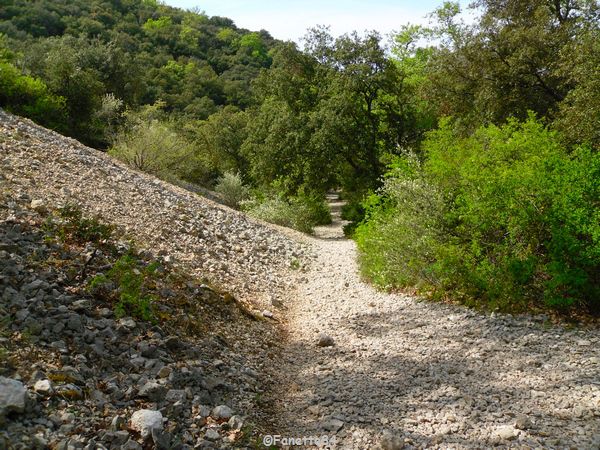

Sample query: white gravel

[273,197,600,449]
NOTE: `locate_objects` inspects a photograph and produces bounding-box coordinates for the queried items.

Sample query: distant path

[312,192,349,240]
[271,195,600,449]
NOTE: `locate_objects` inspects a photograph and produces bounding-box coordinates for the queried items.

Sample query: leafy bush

[356,116,600,313]
[214,171,250,209]
[109,112,212,184]
[90,254,159,321]
[0,60,67,130]
[242,193,331,234]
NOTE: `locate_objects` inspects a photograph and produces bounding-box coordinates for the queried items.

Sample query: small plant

[90,254,159,321]
[214,171,250,209]
[290,258,301,270]
[45,204,113,246]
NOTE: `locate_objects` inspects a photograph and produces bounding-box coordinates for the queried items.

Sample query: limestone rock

[130,409,163,439]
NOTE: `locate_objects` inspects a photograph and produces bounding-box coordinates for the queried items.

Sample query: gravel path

[273,195,600,449]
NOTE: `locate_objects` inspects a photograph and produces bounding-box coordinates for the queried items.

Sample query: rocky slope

[0,109,310,313]
[0,110,309,449]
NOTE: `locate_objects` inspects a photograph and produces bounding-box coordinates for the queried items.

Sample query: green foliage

[192,106,249,176]
[46,204,114,246]
[90,254,159,321]
[214,171,251,209]
[356,116,600,313]
[109,109,206,183]
[143,17,173,33]
[0,0,279,144]
[554,26,600,149]
[420,0,600,135]
[242,192,331,234]
[0,58,66,130]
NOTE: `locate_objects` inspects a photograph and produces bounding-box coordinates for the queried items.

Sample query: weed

[90,253,159,322]
[44,203,113,246]
[290,258,301,270]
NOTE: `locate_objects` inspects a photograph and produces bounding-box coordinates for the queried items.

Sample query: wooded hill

[0,0,278,147]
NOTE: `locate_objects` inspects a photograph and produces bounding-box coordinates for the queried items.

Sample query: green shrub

[214,171,250,209]
[90,254,159,321]
[298,193,332,226]
[45,204,114,246]
[109,116,202,182]
[0,60,67,130]
[241,193,331,234]
[356,116,600,313]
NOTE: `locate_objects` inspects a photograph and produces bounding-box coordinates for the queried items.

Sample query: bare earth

[272,195,600,449]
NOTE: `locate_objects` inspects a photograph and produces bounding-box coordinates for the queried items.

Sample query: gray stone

[30,199,47,213]
[138,381,167,402]
[323,418,344,432]
[0,377,27,416]
[164,336,181,351]
[151,428,172,450]
[165,389,186,403]
[211,405,234,420]
[54,384,84,400]
[111,415,127,431]
[380,431,404,450]
[120,439,142,450]
[317,333,335,347]
[493,425,517,440]
[33,379,54,396]
[139,342,157,358]
[118,318,137,330]
[228,415,244,431]
[204,428,221,441]
[67,314,83,331]
[199,405,212,417]
[514,414,532,430]
[157,366,172,378]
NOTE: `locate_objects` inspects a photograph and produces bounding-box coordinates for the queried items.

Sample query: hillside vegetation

[1,0,599,315]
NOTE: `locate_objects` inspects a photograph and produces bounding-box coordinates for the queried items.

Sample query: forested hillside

[1,0,599,316]
[0,0,277,147]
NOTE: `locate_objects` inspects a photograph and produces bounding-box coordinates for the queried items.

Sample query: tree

[193,106,250,178]
[554,25,600,149]
[424,0,597,130]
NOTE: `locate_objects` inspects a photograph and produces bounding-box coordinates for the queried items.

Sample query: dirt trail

[271,195,600,449]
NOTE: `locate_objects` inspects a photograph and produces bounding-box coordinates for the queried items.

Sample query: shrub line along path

[270,194,600,449]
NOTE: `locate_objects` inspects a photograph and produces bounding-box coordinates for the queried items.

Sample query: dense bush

[356,117,600,313]
[242,192,331,234]
[214,171,250,209]
[0,60,66,130]
[109,114,206,183]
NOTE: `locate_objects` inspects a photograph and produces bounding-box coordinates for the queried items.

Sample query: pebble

[317,333,335,347]
[33,379,54,396]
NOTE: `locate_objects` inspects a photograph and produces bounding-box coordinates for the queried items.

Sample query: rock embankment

[0,110,309,449]
[0,197,291,449]
[0,109,310,313]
